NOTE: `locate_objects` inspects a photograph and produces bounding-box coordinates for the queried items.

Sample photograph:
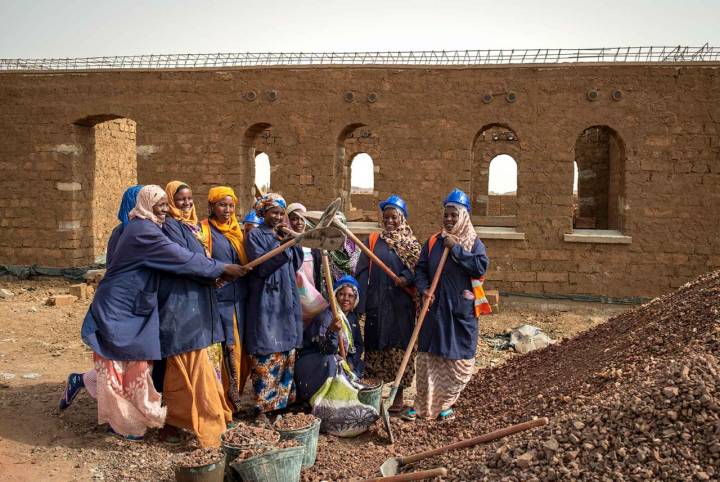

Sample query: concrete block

[46,295,78,306]
[68,283,88,300]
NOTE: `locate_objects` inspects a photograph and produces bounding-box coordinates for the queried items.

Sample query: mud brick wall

[487,194,517,216]
[0,63,719,299]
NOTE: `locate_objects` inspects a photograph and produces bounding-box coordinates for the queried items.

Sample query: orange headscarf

[206,186,248,264]
[165,181,199,227]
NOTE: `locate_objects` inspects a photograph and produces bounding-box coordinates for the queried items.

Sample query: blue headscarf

[117,185,143,226]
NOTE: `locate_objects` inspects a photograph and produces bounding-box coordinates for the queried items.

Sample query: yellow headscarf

[207,186,248,264]
[165,180,199,227]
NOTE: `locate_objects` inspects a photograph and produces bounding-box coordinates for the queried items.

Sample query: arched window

[487,154,518,217]
[255,152,271,192]
[350,153,374,194]
[574,126,625,230]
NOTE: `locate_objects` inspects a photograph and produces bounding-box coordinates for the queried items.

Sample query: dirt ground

[0,277,632,481]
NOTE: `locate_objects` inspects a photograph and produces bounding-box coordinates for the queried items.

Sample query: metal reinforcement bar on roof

[1,45,719,71]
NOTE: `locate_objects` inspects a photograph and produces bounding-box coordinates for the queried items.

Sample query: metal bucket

[172,458,225,482]
[358,379,383,413]
[230,446,304,482]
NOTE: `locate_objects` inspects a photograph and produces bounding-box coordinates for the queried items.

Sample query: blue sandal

[58,373,84,410]
[400,408,417,421]
[107,426,144,442]
[438,409,455,422]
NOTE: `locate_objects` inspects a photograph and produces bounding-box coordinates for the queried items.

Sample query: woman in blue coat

[158,181,237,447]
[356,195,421,412]
[295,275,365,402]
[404,189,489,422]
[244,193,304,415]
[76,185,247,439]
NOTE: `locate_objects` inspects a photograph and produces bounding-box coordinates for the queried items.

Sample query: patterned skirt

[249,350,297,413]
[364,347,416,389]
[414,352,475,419]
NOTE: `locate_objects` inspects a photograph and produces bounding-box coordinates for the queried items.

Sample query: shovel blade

[380,399,395,445]
[379,457,400,477]
[296,226,346,250]
[316,198,342,228]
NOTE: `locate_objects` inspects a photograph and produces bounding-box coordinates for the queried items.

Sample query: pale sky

[3,0,715,196]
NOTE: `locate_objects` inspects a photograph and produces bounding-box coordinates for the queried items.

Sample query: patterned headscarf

[117,185,143,226]
[129,185,167,226]
[380,207,421,271]
[165,180,199,227]
[207,186,248,264]
[442,203,477,252]
[254,192,286,216]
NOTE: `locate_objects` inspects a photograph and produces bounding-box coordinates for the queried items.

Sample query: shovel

[356,467,447,482]
[322,249,347,358]
[381,246,450,444]
[380,417,549,476]
[242,198,344,269]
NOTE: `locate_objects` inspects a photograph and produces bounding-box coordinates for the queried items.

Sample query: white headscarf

[129,185,167,226]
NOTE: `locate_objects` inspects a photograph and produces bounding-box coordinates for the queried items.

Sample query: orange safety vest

[427,232,492,317]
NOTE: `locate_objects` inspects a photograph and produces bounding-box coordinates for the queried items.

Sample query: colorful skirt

[163,348,233,447]
[249,350,297,413]
[94,353,167,437]
[414,352,475,419]
[364,347,416,389]
[209,311,252,413]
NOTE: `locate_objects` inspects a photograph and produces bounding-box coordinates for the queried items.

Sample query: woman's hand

[224,264,251,278]
[443,234,459,249]
[423,289,435,306]
[330,316,343,332]
[214,278,227,289]
[396,276,410,288]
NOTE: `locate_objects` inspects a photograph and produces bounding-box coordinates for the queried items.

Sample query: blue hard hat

[443,188,471,212]
[333,274,360,292]
[378,194,409,218]
[242,210,263,225]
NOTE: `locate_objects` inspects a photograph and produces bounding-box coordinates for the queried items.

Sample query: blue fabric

[81,218,226,361]
[105,224,124,267]
[157,217,224,357]
[244,224,303,355]
[356,237,416,351]
[414,237,489,360]
[117,185,143,226]
[294,309,364,402]
[208,225,247,346]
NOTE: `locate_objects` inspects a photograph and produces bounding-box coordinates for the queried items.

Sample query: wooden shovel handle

[390,247,450,389]
[243,237,298,270]
[322,250,346,358]
[401,418,549,465]
[337,222,415,297]
[357,467,447,482]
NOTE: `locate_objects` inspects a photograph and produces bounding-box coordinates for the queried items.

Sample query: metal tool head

[296,226,346,251]
[379,456,400,477]
[316,197,342,228]
[380,384,398,445]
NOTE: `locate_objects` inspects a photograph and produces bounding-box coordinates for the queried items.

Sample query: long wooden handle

[243,237,298,269]
[391,247,450,389]
[322,250,346,358]
[357,467,447,482]
[337,222,414,297]
[401,418,548,465]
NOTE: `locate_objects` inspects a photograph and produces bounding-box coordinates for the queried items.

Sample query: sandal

[400,408,417,421]
[438,409,455,422]
[58,373,84,411]
[107,426,144,442]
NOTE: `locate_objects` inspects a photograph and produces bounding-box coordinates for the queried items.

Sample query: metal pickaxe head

[295,226,346,250]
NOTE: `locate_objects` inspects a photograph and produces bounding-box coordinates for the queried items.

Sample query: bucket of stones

[358,378,383,413]
[273,413,322,469]
[229,441,305,482]
[172,448,225,482]
[220,423,281,466]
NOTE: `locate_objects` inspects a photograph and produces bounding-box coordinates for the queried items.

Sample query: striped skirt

[414,352,475,419]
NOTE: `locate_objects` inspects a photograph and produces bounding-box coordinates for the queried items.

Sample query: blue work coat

[244,224,303,355]
[208,224,248,346]
[105,224,124,267]
[356,237,416,351]
[414,237,489,360]
[81,218,226,361]
[294,309,364,402]
[157,217,224,357]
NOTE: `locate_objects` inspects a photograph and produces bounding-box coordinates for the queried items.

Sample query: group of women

[58,181,489,447]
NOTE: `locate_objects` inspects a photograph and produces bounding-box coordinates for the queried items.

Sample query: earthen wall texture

[0,64,719,299]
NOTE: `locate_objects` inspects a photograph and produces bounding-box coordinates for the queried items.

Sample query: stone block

[68,283,88,300]
[46,294,78,306]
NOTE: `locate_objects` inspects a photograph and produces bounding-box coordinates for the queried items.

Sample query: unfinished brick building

[1,48,718,300]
